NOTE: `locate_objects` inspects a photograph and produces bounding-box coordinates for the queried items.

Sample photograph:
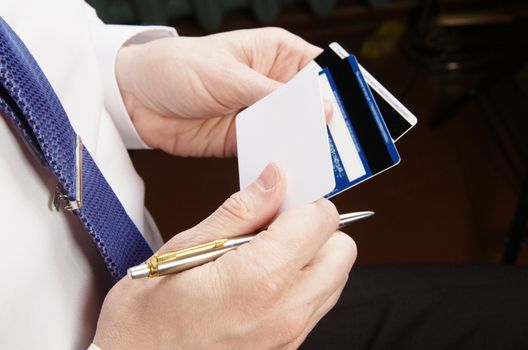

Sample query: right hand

[93,163,357,349]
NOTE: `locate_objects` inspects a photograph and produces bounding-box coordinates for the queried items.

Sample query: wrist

[115,45,138,119]
[93,281,158,350]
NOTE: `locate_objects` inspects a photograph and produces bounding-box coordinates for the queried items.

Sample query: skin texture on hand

[93,164,357,350]
[115,28,323,157]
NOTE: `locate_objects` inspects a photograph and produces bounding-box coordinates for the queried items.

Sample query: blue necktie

[0,17,153,281]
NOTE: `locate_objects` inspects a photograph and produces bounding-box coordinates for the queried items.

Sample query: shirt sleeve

[84,4,178,149]
[87,343,101,350]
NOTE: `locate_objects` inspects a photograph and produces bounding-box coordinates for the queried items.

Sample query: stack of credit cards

[315,43,417,198]
[236,42,417,211]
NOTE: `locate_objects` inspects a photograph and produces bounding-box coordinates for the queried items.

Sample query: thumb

[160,163,286,253]
[233,64,282,107]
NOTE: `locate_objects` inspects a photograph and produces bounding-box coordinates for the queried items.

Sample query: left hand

[94,163,357,349]
[115,28,322,157]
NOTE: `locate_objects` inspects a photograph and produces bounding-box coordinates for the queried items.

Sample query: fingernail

[256,163,279,191]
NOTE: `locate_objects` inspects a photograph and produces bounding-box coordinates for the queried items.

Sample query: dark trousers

[303,265,528,350]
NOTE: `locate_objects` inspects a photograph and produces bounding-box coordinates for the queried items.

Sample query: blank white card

[236,62,335,212]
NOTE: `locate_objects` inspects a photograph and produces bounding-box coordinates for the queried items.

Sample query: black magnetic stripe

[316,49,412,141]
[372,90,412,140]
[315,49,340,71]
[326,58,394,174]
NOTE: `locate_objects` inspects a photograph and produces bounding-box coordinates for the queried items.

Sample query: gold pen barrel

[156,246,234,276]
[156,239,228,264]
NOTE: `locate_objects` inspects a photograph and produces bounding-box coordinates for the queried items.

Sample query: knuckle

[219,191,255,223]
[232,239,289,298]
[347,236,358,259]
[222,62,241,80]
[337,231,358,258]
[260,275,287,299]
[155,229,195,255]
[265,26,289,37]
[278,312,308,345]
[316,199,339,228]
[254,265,289,300]
[332,232,358,269]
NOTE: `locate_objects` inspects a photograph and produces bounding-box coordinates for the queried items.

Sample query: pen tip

[337,211,375,229]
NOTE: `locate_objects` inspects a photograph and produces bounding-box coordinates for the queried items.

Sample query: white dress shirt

[0,1,175,348]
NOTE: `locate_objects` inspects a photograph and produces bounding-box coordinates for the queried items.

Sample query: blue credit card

[316,55,401,198]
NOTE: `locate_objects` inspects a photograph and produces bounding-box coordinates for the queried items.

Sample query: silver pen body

[127,211,374,280]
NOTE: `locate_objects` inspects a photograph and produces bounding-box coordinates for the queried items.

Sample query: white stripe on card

[358,64,418,130]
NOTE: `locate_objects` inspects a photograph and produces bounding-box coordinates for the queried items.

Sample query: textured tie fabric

[0,16,153,281]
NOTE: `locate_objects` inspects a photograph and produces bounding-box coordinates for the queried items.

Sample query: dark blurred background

[88,0,528,265]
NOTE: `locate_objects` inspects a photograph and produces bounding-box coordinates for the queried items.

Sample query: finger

[323,99,334,123]
[294,231,356,313]
[290,281,347,350]
[310,280,347,328]
[287,233,356,348]
[263,28,322,82]
[240,198,340,274]
[232,65,333,124]
[222,28,322,81]
[231,63,282,108]
[275,233,355,349]
[268,27,322,64]
[159,163,286,253]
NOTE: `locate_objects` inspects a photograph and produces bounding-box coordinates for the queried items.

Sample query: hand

[93,163,357,349]
[115,28,323,157]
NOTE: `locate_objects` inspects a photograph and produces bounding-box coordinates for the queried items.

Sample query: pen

[128,211,374,279]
